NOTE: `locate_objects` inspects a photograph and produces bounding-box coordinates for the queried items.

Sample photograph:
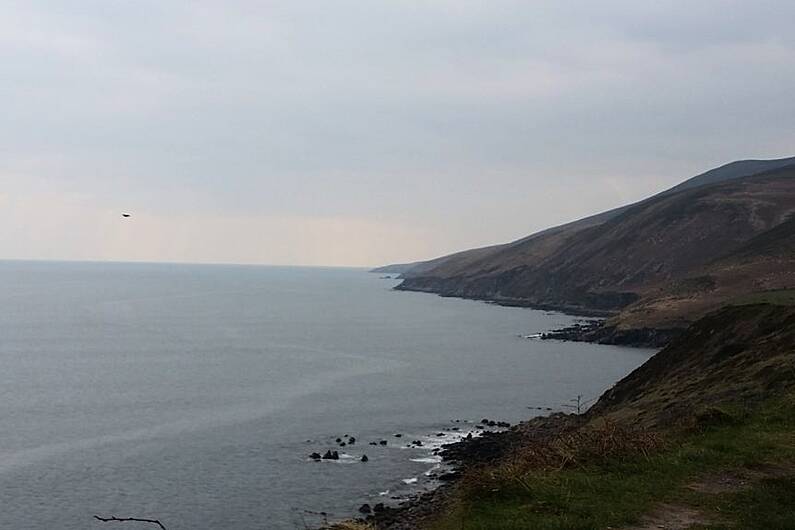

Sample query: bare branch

[93,515,167,530]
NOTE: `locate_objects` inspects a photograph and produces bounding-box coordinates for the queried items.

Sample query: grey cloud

[0,1,793,264]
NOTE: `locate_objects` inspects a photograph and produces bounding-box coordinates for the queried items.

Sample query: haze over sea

[0,261,653,529]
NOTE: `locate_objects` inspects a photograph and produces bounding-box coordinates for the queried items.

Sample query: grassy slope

[430,394,795,530]
[426,304,795,530]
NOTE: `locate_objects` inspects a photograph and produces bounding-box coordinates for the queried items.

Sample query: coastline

[393,282,618,319]
[334,413,583,529]
[314,275,671,528]
[314,420,517,529]
[333,303,795,529]
[391,280,679,348]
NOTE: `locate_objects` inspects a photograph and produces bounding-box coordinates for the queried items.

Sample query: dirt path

[627,503,712,530]
[625,465,795,529]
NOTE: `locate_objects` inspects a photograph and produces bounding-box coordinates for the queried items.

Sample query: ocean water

[0,261,654,529]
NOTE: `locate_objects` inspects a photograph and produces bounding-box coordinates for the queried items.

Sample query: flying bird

[122,213,132,218]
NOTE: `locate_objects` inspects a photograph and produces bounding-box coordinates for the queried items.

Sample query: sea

[0,261,655,529]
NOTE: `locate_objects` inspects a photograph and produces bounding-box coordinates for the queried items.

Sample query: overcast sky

[2,1,794,266]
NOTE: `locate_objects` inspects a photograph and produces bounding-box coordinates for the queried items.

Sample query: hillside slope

[377,156,795,279]
[589,304,795,428]
[396,162,795,329]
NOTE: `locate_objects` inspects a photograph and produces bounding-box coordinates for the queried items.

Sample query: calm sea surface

[0,261,654,529]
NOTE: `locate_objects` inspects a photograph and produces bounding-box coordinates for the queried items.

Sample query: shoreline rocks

[337,413,583,529]
[311,420,522,528]
[541,321,681,348]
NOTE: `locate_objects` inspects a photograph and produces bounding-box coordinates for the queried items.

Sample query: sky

[1,1,794,267]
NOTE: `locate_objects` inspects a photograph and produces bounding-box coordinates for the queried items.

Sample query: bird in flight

[122,213,132,218]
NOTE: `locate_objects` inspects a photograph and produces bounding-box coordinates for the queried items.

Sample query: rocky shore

[333,413,583,529]
[540,320,682,348]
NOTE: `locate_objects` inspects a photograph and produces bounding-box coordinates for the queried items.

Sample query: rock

[369,441,378,446]
[322,450,340,460]
[394,433,403,438]
[361,455,369,462]
[411,440,423,446]
[335,438,342,443]
[451,427,460,431]
[309,452,322,460]
[481,418,489,424]
[436,432,445,437]
[348,437,356,445]
[339,442,347,447]
[373,503,385,513]
[379,440,388,446]
[359,504,372,514]
[466,433,473,440]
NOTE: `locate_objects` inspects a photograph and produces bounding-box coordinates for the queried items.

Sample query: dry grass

[463,420,663,495]
[429,391,795,530]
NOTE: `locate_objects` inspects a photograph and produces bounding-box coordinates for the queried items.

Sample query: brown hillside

[398,168,795,326]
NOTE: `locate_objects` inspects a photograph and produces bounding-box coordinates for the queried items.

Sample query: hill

[392,158,795,336]
[377,156,795,279]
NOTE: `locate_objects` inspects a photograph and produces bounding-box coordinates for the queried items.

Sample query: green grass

[715,476,795,529]
[429,396,795,530]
